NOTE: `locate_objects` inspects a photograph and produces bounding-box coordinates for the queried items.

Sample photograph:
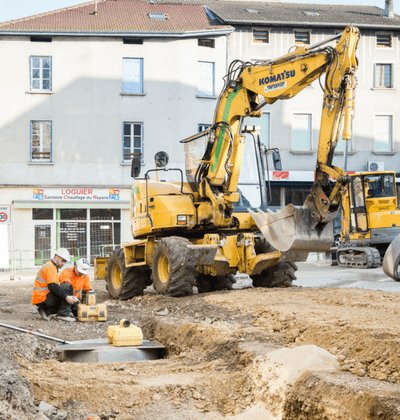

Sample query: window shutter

[123,58,143,93]
[198,62,214,96]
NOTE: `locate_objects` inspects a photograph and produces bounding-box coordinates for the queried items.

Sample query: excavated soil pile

[1,269,400,419]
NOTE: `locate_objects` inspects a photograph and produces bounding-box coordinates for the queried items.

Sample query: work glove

[66,295,80,304]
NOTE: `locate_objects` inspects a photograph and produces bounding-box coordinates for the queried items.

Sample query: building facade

[0,1,232,269]
[2,0,400,270]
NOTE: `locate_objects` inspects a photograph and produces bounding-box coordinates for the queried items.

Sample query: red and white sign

[0,205,11,224]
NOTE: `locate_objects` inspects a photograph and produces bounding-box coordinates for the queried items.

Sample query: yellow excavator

[330,170,400,268]
[104,26,360,298]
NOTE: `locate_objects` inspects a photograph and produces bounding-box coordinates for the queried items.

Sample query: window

[374,63,393,88]
[285,187,309,205]
[198,124,211,132]
[253,30,269,44]
[198,61,214,96]
[148,13,166,20]
[294,31,310,44]
[198,39,215,48]
[374,115,392,152]
[123,58,143,94]
[292,114,311,151]
[30,36,52,42]
[377,34,392,48]
[251,112,270,148]
[30,121,52,162]
[123,122,143,162]
[123,38,143,45]
[32,209,53,220]
[30,56,52,91]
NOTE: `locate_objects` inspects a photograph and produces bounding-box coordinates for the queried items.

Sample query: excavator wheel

[196,274,235,293]
[152,236,196,297]
[105,248,149,299]
[252,262,298,288]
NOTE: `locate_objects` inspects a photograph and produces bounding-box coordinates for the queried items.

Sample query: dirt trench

[1,276,400,419]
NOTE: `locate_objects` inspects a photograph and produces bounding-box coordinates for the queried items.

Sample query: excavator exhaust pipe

[248,205,334,252]
[382,233,400,282]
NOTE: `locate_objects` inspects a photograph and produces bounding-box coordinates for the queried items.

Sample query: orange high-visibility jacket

[32,261,59,305]
[59,268,91,300]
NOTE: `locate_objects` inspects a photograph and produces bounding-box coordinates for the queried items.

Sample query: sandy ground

[2,261,400,419]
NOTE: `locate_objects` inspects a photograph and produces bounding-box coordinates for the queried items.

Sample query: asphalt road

[296,261,400,293]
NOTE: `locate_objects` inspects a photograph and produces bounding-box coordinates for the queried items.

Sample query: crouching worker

[32,248,79,322]
[59,258,91,318]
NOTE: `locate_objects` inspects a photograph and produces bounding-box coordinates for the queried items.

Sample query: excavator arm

[189,26,359,252]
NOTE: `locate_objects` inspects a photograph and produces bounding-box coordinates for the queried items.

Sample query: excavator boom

[195,26,360,252]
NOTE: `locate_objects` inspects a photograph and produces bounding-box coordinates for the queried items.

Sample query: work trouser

[36,283,73,317]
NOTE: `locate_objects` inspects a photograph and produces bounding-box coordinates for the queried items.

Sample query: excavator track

[337,247,381,269]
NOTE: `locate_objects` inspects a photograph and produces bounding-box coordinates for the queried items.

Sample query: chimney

[385,0,394,18]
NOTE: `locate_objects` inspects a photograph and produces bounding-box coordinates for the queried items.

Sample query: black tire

[252,262,297,288]
[196,274,235,293]
[105,248,149,299]
[152,237,196,297]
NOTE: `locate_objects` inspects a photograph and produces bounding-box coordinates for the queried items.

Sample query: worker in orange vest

[32,248,79,322]
[59,258,91,317]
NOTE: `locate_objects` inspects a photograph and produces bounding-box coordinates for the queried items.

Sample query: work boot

[38,308,49,321]
[56,315,76,322]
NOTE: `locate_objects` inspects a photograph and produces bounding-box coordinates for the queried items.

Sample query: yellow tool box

[107,319,143,347]
[77,290,107,322]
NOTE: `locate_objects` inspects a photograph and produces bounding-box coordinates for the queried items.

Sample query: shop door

[34,224,52,265]
[57,209,88,263]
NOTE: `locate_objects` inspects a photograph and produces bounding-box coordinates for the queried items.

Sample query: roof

[153,1,400,29]
[0,0,231,35]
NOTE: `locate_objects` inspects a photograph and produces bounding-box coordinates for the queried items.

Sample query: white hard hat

[54,248,70,262]
[76,258,90,275]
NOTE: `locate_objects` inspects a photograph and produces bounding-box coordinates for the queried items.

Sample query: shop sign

[32,188,121,201]
[0,205,11,224]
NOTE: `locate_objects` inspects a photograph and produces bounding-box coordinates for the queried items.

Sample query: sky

[1,0,399,23]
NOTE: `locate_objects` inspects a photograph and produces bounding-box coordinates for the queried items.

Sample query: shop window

[285,187,309,205]
[32,208,53,220]
[30,121,52,162]
[198,61,214,97]
[374,115,393,152]
[30,56,52,91]
[58,209,87,220]
[292,113,311,151]
[268,186,281,206]
[374,63,393,88]
[123,122,143,163]
[123,58,143,94]
[90,209,121,220]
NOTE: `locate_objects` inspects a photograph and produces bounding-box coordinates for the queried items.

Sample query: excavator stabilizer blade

[382,234,400,282]
[248,204,334,252]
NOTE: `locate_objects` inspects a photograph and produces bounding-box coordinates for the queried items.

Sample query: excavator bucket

[382,234,400,282]
[248,204,334,252]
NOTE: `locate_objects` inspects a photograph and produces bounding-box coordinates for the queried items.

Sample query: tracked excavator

[105,26,360,298]
[329,170,400,268]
